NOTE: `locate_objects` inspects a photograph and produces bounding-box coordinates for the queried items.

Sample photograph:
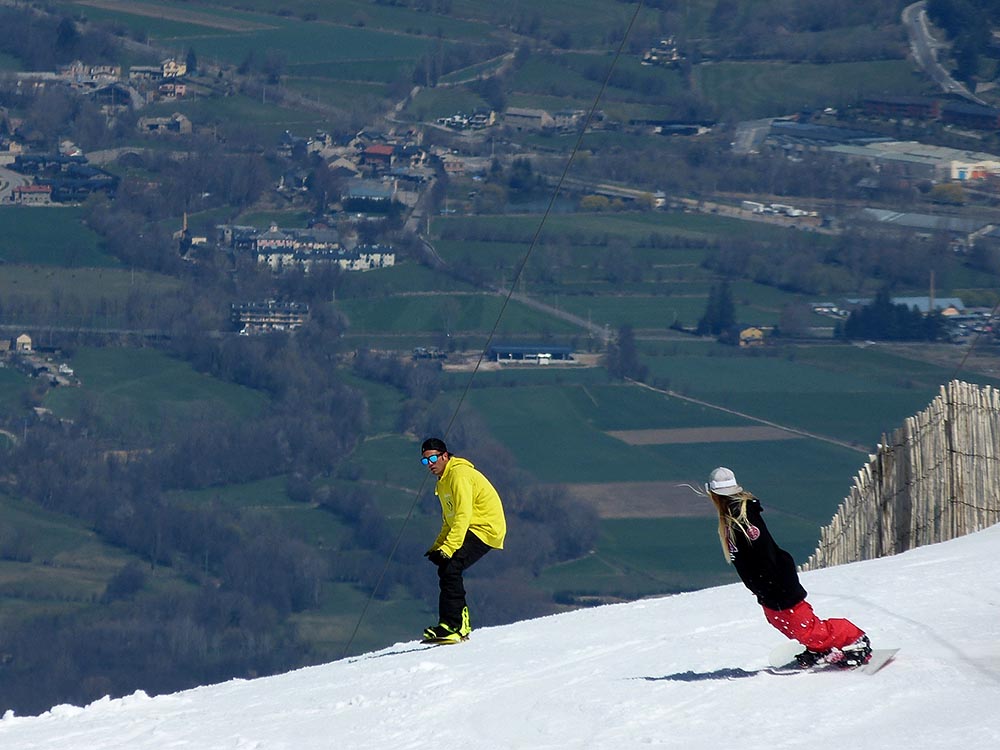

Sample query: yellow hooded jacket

[431,456,506,558]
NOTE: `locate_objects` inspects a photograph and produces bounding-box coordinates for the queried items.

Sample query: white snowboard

[768,640,898,674]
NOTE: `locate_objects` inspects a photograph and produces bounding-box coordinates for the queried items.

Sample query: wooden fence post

[802,380,1000,571]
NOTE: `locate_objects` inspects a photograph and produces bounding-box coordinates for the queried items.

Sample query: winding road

[902,1,988,106]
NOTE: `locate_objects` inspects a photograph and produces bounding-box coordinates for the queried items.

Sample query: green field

[335,292,581,338]
[0,367,30,412]
[404,87,492,122]
[516,54,683,100]
[60,0,486,66]
[150,0,498,40]
[336,262,478,297]
[436,211,811,244]
[0,207,116,267]
[641,345,990,445]
[43,347,268,435]
[0,492,190,620]
[0,51,20,71]
[696,60,930,119]
[142,92,341,142]
[0,266,180,323]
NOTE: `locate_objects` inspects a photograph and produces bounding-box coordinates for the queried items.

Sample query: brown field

[568,481,714,519]
[74,0,275,31]
[570,426,802,518]
[607,426,802,445]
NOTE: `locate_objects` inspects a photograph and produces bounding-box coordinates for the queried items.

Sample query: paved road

[731,119,773,155]
[502,289,612,344]
[0,166,29,203]
[902,1,988,105]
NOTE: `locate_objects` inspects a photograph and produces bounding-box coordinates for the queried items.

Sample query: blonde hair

[709,489,755,562]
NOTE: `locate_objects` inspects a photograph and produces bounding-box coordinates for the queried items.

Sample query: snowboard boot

[829,635,872,668]
[422,622,463,643]
[794,648,830,668]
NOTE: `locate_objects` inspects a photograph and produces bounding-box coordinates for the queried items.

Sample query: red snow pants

[762,600,864,652]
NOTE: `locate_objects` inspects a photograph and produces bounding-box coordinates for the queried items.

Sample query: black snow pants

[435,530,492,628]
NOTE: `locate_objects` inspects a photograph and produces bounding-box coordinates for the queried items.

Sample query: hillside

[1,522,998,748]
[3,0,1000,719]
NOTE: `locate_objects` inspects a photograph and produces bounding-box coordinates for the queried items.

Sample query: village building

[11,184,52,205]
[487,344,573,364]
[738,327,765,347]
[161,59,187,78]
[137,113,193,135]
[232,301,310,334]
[504,107,555,131]
[362,144,395,170]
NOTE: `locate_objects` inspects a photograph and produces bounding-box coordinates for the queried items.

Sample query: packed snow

[2,524,999,749]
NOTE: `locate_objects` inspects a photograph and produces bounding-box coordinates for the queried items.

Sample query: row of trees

[702,226,956,297]
[0,6,121,72]
[927,0,1000,86]
[838,288,946,342]
[706,0,908,62]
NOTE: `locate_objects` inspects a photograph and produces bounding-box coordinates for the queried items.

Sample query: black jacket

[727,497,807,611]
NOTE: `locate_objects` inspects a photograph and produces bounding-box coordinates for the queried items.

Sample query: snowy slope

[2,525,1000,750]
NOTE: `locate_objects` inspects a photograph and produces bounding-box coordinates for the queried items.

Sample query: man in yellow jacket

[420,437,506,643]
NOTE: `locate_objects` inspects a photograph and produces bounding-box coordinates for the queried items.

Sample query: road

[731,119,773,155]
[0,166,29,203]
[554,175,835,233]
[501,289,612,344]
[902,1,988,106]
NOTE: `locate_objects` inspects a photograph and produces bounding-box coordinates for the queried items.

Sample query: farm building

[487,344,573,363]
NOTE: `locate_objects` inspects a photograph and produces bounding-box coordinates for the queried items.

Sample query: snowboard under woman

[705,466,872,668]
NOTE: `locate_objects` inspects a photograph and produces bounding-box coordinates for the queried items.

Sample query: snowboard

[420,635,469,646]
[768,640,898,675]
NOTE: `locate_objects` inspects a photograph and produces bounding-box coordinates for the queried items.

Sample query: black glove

[425,549,450,566]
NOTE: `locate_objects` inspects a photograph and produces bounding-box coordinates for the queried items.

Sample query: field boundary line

[627,378,869,454]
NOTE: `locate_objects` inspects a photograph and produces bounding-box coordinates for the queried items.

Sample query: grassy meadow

[0,491,194,623]
[335,292,582,339]
[695,60,931,119]
[43,347,268,436]
[0,266,180,315]
[0,207,115,267]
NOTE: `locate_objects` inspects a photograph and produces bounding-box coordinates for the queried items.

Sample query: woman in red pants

[705,466,871,667]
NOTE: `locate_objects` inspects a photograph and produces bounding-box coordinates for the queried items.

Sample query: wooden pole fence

[802,380,1000,571]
